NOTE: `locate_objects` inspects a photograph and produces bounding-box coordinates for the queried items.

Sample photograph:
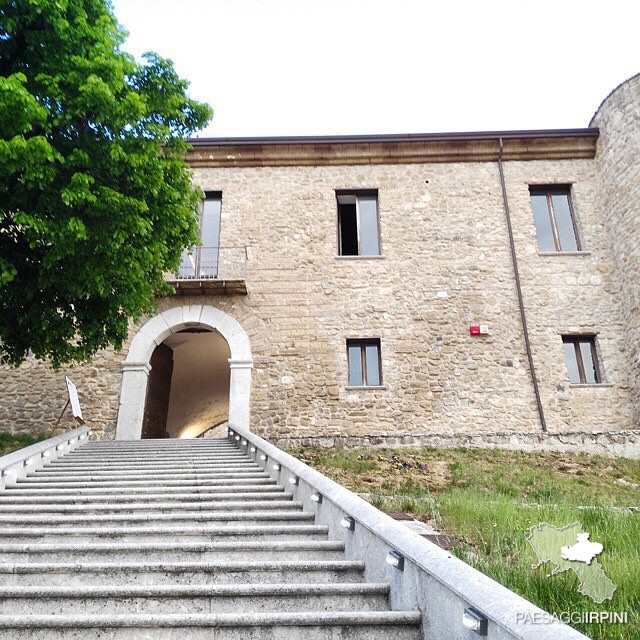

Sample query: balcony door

[180,192,221,279]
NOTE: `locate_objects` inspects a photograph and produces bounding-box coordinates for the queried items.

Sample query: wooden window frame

[562,335,602,384]
[529,185,582,252]
[346,338,383,387]
[336,190,381,256]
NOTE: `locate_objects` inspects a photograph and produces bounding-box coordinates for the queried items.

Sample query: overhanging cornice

[185,128,599,167]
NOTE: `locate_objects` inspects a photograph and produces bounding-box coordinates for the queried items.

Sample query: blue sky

[111,0,639,138]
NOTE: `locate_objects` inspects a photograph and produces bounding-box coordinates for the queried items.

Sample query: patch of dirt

[426,460,451,492]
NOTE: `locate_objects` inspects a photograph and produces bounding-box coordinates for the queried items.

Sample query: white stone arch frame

[115,305,252,440]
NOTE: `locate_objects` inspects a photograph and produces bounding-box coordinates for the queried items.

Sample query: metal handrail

[170,246,247,281]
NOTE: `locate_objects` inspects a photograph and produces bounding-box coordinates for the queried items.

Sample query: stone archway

[115,305,252,440]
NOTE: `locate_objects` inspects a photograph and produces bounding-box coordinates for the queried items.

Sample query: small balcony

[165,246,248,295]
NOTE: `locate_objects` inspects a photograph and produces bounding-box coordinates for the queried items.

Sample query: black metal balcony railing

[166,246,248,294]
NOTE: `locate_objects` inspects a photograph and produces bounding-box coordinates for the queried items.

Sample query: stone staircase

[0,438,421,638]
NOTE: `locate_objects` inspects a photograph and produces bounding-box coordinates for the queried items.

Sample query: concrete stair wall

[0,438,421,639]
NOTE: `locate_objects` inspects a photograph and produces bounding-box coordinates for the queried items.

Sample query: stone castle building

[1,75,639,455]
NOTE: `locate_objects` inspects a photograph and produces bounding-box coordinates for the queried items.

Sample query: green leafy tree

[0,0,212,367]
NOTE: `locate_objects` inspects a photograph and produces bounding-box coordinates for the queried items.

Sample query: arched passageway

[115,306,252,440]
[141,330,231,439]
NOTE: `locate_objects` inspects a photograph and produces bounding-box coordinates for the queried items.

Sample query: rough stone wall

[0,150,634,446]
[502,159,633,432]
[591,74,640,424]
[0,349,122,439]
[276,430,640,459]
[199,159,633,439]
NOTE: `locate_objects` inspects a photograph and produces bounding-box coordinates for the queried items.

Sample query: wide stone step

[32,467,263,477]
[16,474,271,488]
[49,460,256,467]
[79,437,235,450]
[0,487,286,504]
[0,499,299,515]
[51,455,251,461]
[0,511,316,528]
[22,470,269,483]
[67,456,253,461]
[12,481,275,491]
[0,560,367,586]
[7,478,278,492]
[71,444,243,449]
[71,453,247,458]
[78,441,236,448]
[58,453,252,462]
[60,442,241,448]
[0,611,422,640]
[71,449,245,457]
[63,447,246,452]
[67,445,244,450]
[64,451,249,457]
[2,480,279,497]
[48,459,253,469]
[0,583,390,615]
[80,440,235,444]
[0,524,329,543]
[0,540,347,563]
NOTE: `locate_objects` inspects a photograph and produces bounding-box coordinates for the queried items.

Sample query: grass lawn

[286,446,640,640]
[0,431,48,456]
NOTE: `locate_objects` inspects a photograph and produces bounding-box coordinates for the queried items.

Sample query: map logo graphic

[526,522,616,604]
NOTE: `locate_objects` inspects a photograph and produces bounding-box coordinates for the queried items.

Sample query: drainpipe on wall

[497,137,548,433]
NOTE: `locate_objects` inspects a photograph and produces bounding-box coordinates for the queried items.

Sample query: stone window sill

[538,251,591,257]
[345,385,387,390]
[335,255,385,260]
[569,383,613,388]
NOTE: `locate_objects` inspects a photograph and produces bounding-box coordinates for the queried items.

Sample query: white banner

[65,376,83,421]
